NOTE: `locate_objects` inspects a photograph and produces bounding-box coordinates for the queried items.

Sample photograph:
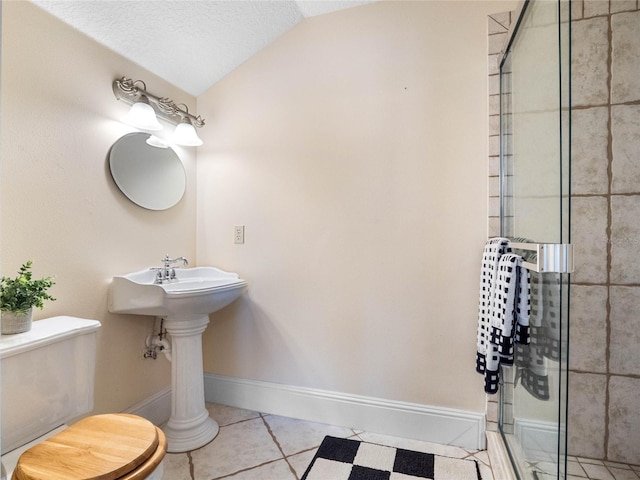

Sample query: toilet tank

[0,316,101,454]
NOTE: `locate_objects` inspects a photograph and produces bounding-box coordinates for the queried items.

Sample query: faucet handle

[150,268,164,284]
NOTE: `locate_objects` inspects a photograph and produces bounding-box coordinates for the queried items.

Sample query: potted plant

[0,261,56,334]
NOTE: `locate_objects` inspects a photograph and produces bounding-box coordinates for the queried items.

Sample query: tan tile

[611,196,640,283]
[610,287,640,375]
[605,461,633,469]
[161,453,192,480]
[608,377,640,464]
[502,71,513,94]
[489,32,508,55]
[571,107,609,195]
[489,114,500,136]
[489,74,500,96]
[571,196,608,284]
[489,17,509,35]
[222,459,297,479]
[489,94,500,116]
[488,217,500,238]
[572,0,585,20]
[478,461,495,480]
[567,373,607,459]
[611,11,640,103]
[488,176,500,198]
[570,285,608,373]
[473,450,490,467]
[584,0,610,17]
[582,462,616,480]
[206,403,260,427]
[608,467,640,480]
[263,415,355,456]
[612,105,640,193]
[488,53,502,76]
[572,17,609,107]
[191,417,282,479]
[486,399,498,423]
[537,462,561,475]
[288,448,318,478]
[489,12,512,31]
[567,460,587,477]
[488,196,500,217]
[611,0,638,13]
[486,420,498,433]
[489,135,500,160]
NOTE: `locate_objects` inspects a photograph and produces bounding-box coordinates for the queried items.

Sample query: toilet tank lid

[0,316,101,359]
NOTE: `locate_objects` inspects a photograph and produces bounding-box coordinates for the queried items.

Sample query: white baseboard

[513,417,559,463]
[204,373,486,450]
[124,386,172,427]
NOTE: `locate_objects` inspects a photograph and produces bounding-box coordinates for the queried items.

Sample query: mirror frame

[109,132,186,211]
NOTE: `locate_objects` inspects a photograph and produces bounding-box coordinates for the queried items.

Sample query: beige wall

[1,0,520,421]
[1,1,197,415]
[197,0,517,413]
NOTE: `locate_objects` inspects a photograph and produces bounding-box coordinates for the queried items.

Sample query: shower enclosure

[499,1,571,479]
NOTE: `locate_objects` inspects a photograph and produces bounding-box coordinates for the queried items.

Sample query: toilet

[0,316,167,480]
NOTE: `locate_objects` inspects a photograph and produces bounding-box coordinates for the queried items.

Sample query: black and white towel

[514,267,560,400]
[488,254,530,363]
[515,269,547,400]
[476,239,531,394]
[541,273,562,361]
[475,238,511,391]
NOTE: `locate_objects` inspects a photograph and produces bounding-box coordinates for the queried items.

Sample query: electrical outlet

[234,225,245,244]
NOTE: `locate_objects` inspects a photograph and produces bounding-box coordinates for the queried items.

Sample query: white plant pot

[1,308,33,334]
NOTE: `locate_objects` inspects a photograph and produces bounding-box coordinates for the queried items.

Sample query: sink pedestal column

[162,314,219,453]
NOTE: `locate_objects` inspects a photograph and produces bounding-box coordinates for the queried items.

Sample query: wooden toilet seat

[12,414,167,480]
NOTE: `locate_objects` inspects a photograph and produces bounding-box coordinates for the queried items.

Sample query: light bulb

[146,135,169,148]
[171,118,203,146]
[123,96,162,131]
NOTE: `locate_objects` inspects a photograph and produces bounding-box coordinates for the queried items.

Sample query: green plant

[0,261,56,313]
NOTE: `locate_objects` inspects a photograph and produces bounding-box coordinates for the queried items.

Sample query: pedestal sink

[108,266,247,453]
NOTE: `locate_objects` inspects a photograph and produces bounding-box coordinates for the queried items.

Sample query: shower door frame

[497,0,571,479]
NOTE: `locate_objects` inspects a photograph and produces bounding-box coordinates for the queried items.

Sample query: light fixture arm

[112,77,205,128]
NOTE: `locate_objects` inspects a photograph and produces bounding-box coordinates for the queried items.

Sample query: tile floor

[538,457,640,480]
[161,403,495,480]
[162,403,640,480]
[517,456,640,480]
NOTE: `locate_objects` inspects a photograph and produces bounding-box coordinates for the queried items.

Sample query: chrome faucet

[152,255,189,284]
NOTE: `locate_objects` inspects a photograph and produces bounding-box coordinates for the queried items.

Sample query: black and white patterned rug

[301,436,482,480]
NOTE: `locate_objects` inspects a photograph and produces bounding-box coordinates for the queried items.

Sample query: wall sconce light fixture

[113,77,205,147]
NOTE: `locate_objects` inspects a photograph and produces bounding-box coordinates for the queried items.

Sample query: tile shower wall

[487,0,640,466]
[569,1,640,465]
[486,10,513,435]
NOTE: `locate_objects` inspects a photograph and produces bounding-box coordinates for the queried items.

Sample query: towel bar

[509,242,574,274]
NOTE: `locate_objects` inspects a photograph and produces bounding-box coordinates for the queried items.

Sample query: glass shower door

[499,0,571,479]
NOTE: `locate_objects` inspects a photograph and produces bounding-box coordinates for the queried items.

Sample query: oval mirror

[109,132,186,210]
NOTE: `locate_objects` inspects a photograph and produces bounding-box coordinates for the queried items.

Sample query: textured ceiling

[31,0,374,96]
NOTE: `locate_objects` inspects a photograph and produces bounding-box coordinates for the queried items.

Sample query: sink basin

[109,267,247,317]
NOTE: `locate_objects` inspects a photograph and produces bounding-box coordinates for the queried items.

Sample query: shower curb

[486,431,517,480]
